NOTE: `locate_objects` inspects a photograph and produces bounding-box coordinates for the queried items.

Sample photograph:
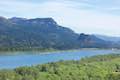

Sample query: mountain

[95,34,120,42]
[0,16,119,51]
[78,33,115,48]
[0,17,80,50]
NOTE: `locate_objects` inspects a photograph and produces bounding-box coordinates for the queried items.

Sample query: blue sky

[0,0,120,36]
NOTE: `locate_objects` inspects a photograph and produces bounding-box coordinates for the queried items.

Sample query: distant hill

[0,16,119,51]
[95,34,120,42]
[78,33,118,48]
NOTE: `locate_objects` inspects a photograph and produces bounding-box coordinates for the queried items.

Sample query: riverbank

[0,53,120,80]
[0,48,119,55]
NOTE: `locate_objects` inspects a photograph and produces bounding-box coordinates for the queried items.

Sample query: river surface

[0,49,119,69]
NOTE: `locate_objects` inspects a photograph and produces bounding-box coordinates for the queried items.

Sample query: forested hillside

[0,54,120,80]
[0,16,120,51]
[0,17,80,51]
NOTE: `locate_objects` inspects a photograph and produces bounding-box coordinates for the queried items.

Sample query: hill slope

[95,34,120,42]
[0,17,119,51]
[0,17,80,50]
[78,33,112,48]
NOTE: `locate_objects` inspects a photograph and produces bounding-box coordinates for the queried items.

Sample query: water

[0,49,119,69]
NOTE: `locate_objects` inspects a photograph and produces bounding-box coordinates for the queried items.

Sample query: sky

[0,0,120,36]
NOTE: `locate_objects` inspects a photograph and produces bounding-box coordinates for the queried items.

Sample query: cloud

[0,0,120,36]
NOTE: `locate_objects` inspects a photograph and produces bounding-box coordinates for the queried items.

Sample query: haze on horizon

[0,0,120,36]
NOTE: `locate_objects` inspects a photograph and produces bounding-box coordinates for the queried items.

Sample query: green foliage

[0,54,120,80]
[1,17,119,51]
[0,17,80,51]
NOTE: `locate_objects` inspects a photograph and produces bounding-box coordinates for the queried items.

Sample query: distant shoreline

[0,48,119,55]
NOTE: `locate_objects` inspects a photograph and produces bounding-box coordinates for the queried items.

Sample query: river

[0,49,119,69]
